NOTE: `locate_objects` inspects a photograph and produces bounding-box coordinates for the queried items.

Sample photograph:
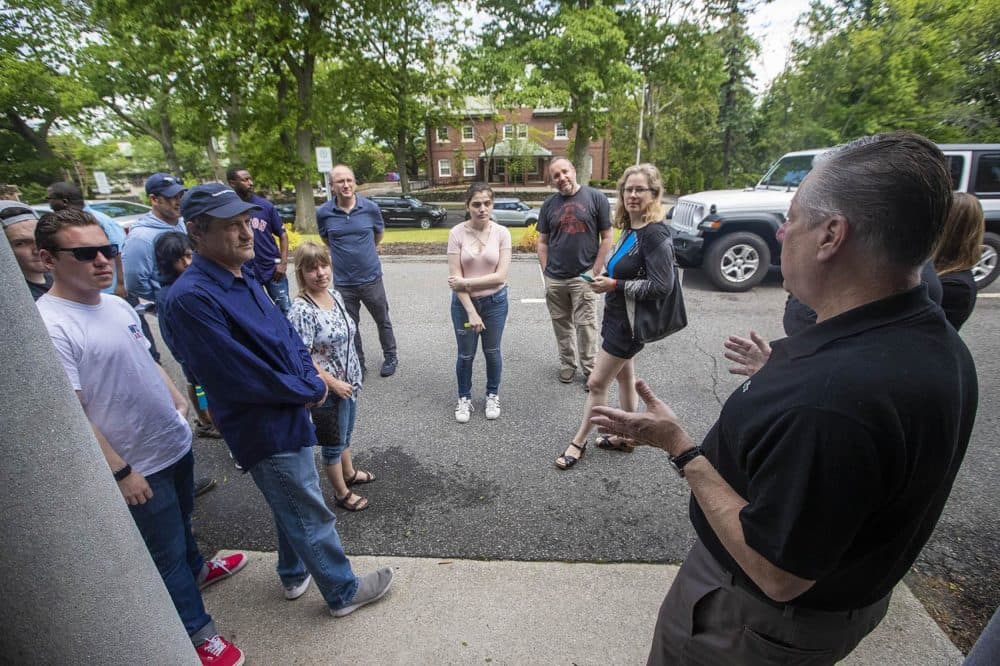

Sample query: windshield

[758,155,816,189]
[406,198,423,207]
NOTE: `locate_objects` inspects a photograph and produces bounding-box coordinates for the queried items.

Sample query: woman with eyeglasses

[556,164,677,469]
[448,182,512,423]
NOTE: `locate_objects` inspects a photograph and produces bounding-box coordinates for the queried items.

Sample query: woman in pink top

[447,183,513,423]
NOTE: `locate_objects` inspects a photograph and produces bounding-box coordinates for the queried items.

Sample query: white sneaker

[284,573,312,600]
[485,394,501,420]
[455,397,473,423]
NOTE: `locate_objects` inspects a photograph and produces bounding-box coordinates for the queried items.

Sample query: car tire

[418,217,432,230]
[525,217,537,227]
[974,231,1000,290]
[704,232,771,292]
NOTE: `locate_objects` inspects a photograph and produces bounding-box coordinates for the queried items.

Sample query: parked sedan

[370,196,447,229]
[33,199,152,233]
[491,198,541,227]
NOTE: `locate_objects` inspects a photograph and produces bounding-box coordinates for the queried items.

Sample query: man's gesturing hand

[590,379,693,457]
[723,330,771,377]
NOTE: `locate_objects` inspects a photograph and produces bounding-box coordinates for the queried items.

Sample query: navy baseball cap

[145,172,187,198]
[180,183,260,220]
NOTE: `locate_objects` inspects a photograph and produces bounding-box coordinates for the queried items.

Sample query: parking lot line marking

[977,293,1000,298]
[521,298,546,304]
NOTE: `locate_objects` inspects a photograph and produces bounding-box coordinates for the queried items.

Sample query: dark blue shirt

[316,195,384,286]
[248,194,286,282]
[161,254,325,470]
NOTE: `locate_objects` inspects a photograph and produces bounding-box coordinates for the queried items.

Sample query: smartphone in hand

[579,273,594,282]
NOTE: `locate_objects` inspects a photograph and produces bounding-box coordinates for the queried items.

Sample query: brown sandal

[345,469,375,486]
[334,491,368,511]
[555,441,587,470]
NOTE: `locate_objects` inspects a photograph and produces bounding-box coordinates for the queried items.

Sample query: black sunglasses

[53,244,120,261]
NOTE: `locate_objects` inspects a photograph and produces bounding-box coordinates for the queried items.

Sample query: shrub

[516,222,539,253]
[285,225,305,251]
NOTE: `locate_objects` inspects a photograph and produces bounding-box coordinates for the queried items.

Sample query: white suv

[669,145,1000,291]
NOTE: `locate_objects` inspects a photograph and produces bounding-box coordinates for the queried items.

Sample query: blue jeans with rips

[248,446,359,609]
[128,449,216,644]
[450,286,509,399]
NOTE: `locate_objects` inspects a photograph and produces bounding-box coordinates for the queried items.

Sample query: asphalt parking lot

[163,256,1000,651]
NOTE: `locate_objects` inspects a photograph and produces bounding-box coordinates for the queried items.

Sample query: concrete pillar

[0,240,197,664]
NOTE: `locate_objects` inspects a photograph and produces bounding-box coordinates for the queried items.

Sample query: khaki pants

[544,276,599,375]
[647,540,890,666]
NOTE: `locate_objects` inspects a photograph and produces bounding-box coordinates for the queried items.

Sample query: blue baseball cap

[180,183,260,220]
[145,173,187,198]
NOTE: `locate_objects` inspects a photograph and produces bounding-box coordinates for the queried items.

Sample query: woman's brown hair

[293,240,332,295]
[613,163,666,230]
[934,192,984,276]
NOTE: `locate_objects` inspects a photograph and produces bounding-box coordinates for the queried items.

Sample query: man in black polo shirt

[592,132,978,665]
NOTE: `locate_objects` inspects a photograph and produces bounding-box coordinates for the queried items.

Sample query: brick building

[425,100,610,187]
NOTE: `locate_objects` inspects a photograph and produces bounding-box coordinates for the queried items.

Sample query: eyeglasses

[624,187,652,195]
[53,244,120,261]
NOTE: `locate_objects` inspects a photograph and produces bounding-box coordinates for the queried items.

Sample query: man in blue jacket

[123,172,187,301]
[161,183,393,617]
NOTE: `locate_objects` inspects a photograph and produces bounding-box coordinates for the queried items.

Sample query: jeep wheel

[973,232,1000,290]
[418,217,432,230]
[704,232,771,292]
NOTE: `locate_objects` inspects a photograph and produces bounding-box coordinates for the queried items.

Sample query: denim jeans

[313,396,358,465]
[264,274,291,315]
[338,277,397,368]
[128,450,215,644]
[248,446,358,609]
[450,286,509,398]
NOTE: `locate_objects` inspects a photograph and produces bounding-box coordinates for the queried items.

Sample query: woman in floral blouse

[288,241,374,511]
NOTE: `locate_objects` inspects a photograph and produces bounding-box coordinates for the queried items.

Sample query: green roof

[479,140,552,158]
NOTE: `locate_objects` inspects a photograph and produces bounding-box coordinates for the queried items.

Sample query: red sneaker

[198,552,248,590]
[195,635,244,666]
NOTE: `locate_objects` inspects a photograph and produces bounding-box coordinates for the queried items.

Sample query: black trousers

[647,540,891,666]
[337,276,397,368]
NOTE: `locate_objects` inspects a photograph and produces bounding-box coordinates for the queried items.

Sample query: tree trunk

[157,110,183,176]
[571,124,592,185]
[206,138,225,181]
[396,125,410,195]
[226,89,242,164]
[293,53,318,233]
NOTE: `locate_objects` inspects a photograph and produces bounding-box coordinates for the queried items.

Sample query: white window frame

[502,124,514,140]
[463,159,476,177]
[436,127,449,143]
[554,122,568,140]
[461,125,474,142]
[516,123,528,139]
[437,159,452,177]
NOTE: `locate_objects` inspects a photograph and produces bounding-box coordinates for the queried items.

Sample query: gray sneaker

[284,573,312,600]
[330,567,394,617]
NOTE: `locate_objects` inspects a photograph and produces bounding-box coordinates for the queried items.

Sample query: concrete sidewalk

[202,551,962,665]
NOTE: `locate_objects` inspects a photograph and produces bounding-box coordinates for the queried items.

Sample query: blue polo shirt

[316,194,384,286]
[247,194,286,282]
[160,254,326,470]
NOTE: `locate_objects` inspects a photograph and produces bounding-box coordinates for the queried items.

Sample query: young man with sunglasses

[0,200,50,300]
[35,207,247,666]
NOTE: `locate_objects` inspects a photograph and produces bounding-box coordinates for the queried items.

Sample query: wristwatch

[669,446,703,478]
[113,464,133,482]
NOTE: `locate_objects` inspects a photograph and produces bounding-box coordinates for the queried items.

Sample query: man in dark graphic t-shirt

[536,158,613,384]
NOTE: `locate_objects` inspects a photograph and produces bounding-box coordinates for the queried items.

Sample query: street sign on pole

[315,147,333,173]
[94,171,111,195]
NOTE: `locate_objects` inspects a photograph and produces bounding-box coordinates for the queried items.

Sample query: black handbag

[632,265,687,343]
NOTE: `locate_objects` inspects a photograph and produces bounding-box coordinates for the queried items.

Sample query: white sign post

[316,147,333,201]
[94,171,111,195]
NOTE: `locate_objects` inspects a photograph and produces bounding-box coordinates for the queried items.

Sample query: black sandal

[335,491,369,511]
[555,441,587,470]
[345,469,375,486]
[596,434,636,453]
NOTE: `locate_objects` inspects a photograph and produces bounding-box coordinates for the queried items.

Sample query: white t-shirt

[36,293,191,476]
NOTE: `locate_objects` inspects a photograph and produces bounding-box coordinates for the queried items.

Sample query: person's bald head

[330,164,356,203]
[46,182,85,211]
[549,158,578,196]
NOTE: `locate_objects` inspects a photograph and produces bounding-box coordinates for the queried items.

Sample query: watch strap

[113,464,132,482]
[669,446,704,477]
